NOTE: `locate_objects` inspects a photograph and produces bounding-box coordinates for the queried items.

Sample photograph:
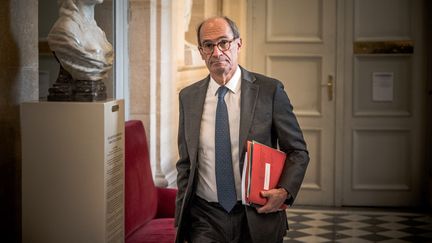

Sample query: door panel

[266,0,323,43]
[267,55,323,116]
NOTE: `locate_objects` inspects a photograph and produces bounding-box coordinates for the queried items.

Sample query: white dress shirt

[196,66,242,202]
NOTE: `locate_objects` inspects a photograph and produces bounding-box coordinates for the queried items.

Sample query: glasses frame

[199,38,238,55]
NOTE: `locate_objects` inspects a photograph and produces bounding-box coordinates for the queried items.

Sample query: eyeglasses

[199,38,237,55]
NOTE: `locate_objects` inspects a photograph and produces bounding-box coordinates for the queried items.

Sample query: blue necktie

[215,86,237,212]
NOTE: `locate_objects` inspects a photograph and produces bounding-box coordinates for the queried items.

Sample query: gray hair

[196,16,240,45]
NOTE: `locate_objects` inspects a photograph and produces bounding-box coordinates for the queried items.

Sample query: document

[242,140,287,207]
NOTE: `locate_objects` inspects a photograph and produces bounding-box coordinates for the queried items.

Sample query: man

[175,16,309,243]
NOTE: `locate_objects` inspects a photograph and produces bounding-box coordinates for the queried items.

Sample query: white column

[115,0,130,120]
[159,0,179,188]
[149,0,168,187]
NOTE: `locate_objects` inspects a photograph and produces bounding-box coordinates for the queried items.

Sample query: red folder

[242,141,287,207]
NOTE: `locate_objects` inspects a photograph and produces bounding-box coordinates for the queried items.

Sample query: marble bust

[47,0,113,101]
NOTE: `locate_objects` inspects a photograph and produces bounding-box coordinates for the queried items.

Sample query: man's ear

[199,47,206,60]
[237,38,243,50]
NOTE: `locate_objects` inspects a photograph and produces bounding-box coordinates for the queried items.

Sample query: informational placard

[105,132,124,242]
[372,72,394,102]
[104,101,125,243]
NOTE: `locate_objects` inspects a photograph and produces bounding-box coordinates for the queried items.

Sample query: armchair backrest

[124,120,158,238]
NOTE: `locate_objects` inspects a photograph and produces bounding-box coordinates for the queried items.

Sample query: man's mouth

[210,59,227,65]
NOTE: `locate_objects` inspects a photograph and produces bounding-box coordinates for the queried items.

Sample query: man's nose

[211,45,222,57]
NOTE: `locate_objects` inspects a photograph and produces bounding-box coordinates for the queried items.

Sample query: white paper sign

[372,72,394,102]
[264,163,271,190]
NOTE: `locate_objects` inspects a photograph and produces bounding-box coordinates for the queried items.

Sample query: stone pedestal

[74,80,107,101]
[21,100,125,243]
[47,65,108,102]
[47,65,74,101]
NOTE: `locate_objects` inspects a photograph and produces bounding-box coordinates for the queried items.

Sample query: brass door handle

[327,75,333,101]
[321,75,334,101]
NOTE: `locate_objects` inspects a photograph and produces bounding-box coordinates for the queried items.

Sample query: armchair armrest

[155,187,177,218]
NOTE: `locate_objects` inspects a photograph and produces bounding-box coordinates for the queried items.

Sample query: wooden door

[248,0,337,205]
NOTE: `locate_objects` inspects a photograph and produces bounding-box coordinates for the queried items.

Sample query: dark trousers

[187,196,253,243]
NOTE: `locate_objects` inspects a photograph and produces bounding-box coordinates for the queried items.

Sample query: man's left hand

[256,188,288,214]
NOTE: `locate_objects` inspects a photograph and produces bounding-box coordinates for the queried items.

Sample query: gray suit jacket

[175,67,309,243]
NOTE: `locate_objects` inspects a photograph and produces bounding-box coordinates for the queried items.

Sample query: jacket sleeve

[174,93,191,226]
[272,82,309,205]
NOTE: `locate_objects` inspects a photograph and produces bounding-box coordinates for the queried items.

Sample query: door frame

[334,0,346,206]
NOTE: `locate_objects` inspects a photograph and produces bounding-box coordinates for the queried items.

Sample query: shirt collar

[209,65,242,96]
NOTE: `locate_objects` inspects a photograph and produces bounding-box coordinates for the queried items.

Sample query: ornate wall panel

[352,129,411,190]
[353,55,411,116]
[354,0,412,40]
[267,0,323,42]
[266,54,323,116]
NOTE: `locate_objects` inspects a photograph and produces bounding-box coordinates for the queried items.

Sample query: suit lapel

[239,68,258,170]
[186,77,209,165]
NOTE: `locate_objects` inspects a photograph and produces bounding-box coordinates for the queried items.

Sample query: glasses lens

[202,43,213,54]
[218,40,230,51]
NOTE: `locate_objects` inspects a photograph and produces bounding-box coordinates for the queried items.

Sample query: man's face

[198,18,242,78]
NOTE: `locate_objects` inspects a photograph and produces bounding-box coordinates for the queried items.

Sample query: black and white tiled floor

[284,207,432,243]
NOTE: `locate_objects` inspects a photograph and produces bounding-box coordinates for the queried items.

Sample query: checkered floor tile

[283,208,432,243]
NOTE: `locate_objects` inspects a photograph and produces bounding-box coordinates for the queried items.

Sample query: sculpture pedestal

[47,65,107,102]
[48,80,107,102]
[21,100,125,243]
[74,80,107,101]
[47,65,74,101]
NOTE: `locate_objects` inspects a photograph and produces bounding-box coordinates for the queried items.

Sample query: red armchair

[125,120,177,243]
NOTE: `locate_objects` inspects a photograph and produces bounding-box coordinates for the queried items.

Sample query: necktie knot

[217,86,229,100]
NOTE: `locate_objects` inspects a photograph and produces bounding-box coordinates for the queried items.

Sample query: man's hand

[256,188,288,214]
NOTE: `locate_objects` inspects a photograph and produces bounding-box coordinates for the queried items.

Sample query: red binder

[242,140,287,207]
